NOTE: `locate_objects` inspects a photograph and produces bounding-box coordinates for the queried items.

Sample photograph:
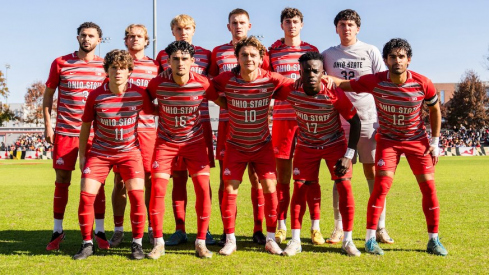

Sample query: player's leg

[283,179,307,256]
[137,131,156,244]
[216,121,227,246]
[166,159,189,247]
[109,170,126,247]
[202,120,216,245]
[248,164,265,244]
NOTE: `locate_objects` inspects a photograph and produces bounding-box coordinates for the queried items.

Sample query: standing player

[43,22,107,251]
[282,52,362,257]
[322,9,394,245]
[328,38,447,256]
[73,49,154,260]
[269,7,324,245]
[214,36,293,256]
[146,41,225,259]
[155,14,215,246]
[209,8,270,246]
[109,24,158,248]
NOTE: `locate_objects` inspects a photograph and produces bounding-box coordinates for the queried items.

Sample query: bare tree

[24,81,47,125]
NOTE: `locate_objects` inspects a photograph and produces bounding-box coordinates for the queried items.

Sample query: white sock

[366,229,376,241]
[343,231,352,242]
[114,226,123,232]
[195,239,205,245]
[83,239,93,245]
[133,238,142,245]
[334,219,343,230]
[311,220,320,231]
[155,237,164,245]
[54,219,63,233]
[278,219,287,230]
[226,233,236,242]
[377,200,387,229]
[266,232,275,241]
[428,233,438,240]
[95,219,105,234]
[291,229,301,241]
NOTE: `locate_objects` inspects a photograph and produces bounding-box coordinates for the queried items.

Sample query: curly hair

[382,38,413,59]
[298,51,324,64]
[280,7,303,23]
[124,24,150,48]
[164,40,195,57]
[77,22,103,38]
[103,49,134,72]
[334,9,361,27]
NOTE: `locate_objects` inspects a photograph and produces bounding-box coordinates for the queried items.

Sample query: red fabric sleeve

[45,59,60,89]
[271,72,294,100]
[424,78,437,99]
[333,88,357,121]
[208,47,219,77]
[261,50,271,71]
[212,72,231,94]
[146,76,161,101]
[139,87,155,114]
[156,50,166,74]
[203,78,219,101]
[349,73,379,94]
[82,89,98,123]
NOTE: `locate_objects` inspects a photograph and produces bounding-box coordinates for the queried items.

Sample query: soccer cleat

[165,230,188,246]
[376,228,394,244]
[219,239,237,256]
[252,231,266,245]
[311,229,326,245]
[73,243,94,260]
[195,242,213,259]
[147,243,165,260]
[265,239,283,255]
[427,237,448,256]
[148,229,154,245]
[109,231,124,248]
[326,228,344,244]
[218,233,226,247]
[46,231,65,251]
[341,240,361,257]
[94,231,110,250]
[365,237,384,255]
[205,230,216,246]
[282,239,302,257]
[275,229,287,244]
[131,242,145,260]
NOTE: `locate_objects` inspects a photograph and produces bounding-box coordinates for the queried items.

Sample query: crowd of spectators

[0,133,52,152]
[439,125,489,148]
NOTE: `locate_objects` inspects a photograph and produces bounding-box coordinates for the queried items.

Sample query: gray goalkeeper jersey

[322,40,384,124]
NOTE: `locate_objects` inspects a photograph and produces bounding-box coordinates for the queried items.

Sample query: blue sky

[1,0,488,103]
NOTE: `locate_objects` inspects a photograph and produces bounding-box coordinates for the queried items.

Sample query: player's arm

[78,122,91,171]
[43,87,56,144]
[425,100,442,166]
[205,76,227,109]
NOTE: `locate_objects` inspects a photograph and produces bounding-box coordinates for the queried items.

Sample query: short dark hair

[334,9,361,27]
[228,8,250,22]
[382,38,413,59]
[298,51,324,64]
[165,40,195,57]
[77,22,103,38]
[280,7,303,23]
[103,49,134,72]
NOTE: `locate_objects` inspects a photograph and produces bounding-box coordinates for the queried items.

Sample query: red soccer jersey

[212,69,293,152]
[209,41,271,122]
[269,40,319,120]
[284,82,356,147]
[350,70,438,141]
[129,56,159,132]
[82,83,154,156]
[45,52,106,136]
[147,72,218,144]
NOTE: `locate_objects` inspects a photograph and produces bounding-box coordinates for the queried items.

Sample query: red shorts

[152,139,210,175]
[53,134,93,171]
[375,135,435,175]
[172,122,215,171]
[292,141,352,181]
[272,120,298,159]
[138,130,157,173]
[215,121,229,161]
[222,142,277,181]
[82,151,145,183]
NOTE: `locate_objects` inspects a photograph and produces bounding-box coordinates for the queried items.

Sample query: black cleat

[46,231,65,251]
[131,242,145,260]
[252,231,266,245]
[73,243,94,260]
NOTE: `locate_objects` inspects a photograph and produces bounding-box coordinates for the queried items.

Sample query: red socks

[264,192,278,233]
[251,187,264,233]
[53,182,70,219]
[94,185,105,220]
[307,181,321,221]
[172,173,188,232]
[78,192,96,241]
[128,189,146,239]
[192,174,211,240]
[276,183,290,221]
[290,181,308,229]
[418,180,440,233]
[336,180,355,232]
[221,192,237,234]
[367,176,393,230]
[149,178,169,238]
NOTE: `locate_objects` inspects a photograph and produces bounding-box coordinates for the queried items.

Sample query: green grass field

[0,156,488,274]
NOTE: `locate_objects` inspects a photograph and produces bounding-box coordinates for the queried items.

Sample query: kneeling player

[73,50,154,260]
[282,52,361,256]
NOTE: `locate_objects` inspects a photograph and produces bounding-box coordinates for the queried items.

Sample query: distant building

[434,82,489,105]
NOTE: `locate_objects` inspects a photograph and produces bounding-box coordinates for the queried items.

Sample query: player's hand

[424,145,439,166]
[321,75,335,90]
[79,156,86,171]
[334,157,351,177]
[45,127,54,144]
[159,68,172,79]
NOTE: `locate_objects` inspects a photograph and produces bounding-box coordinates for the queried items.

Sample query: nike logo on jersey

[381,95,388,98]
[102,109,108,112]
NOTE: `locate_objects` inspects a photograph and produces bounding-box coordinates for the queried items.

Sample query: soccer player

[269,7,324,245]
[282,52,361,257]
[209,8,270,246]
[109,24,158,248]
[213,36,293,256]
[155,14,216,246]
[327,38,447,256]
[322,9,393,245]
[146,41,225,259]
[43,22,107,251]
[73,49,154,260]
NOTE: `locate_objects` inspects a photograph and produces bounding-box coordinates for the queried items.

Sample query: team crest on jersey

[192,96,199,100]
[261,88,267,93]
[56,158,64,166]
[410,97,418,101]
[152,161,159,169]
[130,106,137,111]
[293,168,300,175]
[377,159,386,167]
[83,167,91,174]
[223,168,231,176]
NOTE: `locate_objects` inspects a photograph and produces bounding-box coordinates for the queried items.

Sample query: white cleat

[265,239,283,255]
[219,239,237,256]
[282,239,302,257]
[341,240,361,257]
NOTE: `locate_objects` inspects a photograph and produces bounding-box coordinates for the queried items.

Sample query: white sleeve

[369,46,385,74]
